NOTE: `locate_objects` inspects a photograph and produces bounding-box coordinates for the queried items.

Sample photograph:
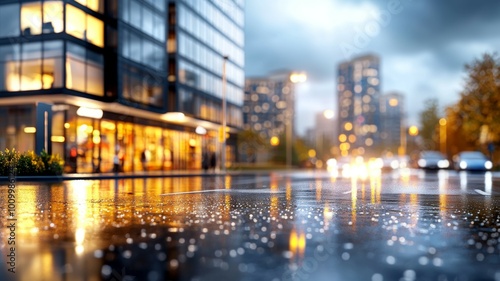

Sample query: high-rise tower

[337,54,381,156]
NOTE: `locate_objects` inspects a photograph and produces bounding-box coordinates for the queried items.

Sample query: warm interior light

[51,136,65,142]
[24,127,36,133]
[270,136,280,146]
[163,112,185,122]
[195,126,207,135]
[76,107,103,119]
[189,139,196,147]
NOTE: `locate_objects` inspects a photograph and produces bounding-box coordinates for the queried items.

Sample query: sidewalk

[0,168,300,182]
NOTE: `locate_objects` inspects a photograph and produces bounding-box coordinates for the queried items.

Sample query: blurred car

[417,150,449,170]
[453,151,492,171]
[380,155,410,171]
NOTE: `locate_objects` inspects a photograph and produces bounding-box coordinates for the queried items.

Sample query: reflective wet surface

[1,170,500,281]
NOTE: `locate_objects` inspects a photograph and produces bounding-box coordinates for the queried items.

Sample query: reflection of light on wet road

[289,228,306,265]
[460,171,467,191]
[485,172,492,195]
[71,181,88,255]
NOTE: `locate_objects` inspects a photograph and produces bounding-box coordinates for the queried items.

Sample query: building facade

[242,71,301,162]
[337,54,381,157]
[380,92,405,154]
[0,0,244,173]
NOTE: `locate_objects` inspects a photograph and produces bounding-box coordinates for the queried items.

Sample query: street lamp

[287,72,307,168]
[221,55,229,172]
[439,118,447,156]
[408,125,419,153]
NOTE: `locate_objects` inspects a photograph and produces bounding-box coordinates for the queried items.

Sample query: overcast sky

[244,0,500,135]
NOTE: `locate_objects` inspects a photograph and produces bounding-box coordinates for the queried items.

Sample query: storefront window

[99,120,116,172]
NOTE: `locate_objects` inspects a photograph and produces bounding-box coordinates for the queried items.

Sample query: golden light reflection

[289,228,306,264]
[351,176,357,230]
[16,186,38,239]
[316,179,322,202]
[71,180,88,256]
[225,176,232,190]
[286,179,292,206]
[270,175,279,222]
[323,204,334,230]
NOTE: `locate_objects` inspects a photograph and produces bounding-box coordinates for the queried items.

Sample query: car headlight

[485,161,493,170]
[438,160,449,168]
[418,159,427,167]
[390,160,399,169]
[460,161,467,169]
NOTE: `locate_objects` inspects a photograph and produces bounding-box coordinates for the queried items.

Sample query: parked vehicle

[417,150,449,170]
[453,151,492,171]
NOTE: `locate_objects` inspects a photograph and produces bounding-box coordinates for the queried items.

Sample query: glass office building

[0,0,244,173]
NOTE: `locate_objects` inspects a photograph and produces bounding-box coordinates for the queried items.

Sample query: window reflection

[121,65,164,107]
[66,43,104,96]
[0,4,20,38]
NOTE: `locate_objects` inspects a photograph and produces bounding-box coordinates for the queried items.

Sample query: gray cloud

[244,0,500,134]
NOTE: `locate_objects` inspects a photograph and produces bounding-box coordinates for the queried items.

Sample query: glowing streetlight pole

[287,72,307,168]
[221,55,229,172]
[439,118,447,156]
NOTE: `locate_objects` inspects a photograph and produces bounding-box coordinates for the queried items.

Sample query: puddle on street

[1,175,500,281]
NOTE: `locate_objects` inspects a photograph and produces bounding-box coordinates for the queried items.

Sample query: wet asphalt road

[1,169,500,281]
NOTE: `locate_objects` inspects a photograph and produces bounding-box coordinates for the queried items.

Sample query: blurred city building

[309,110,336,163]
[242,71,300,163]
[0,0,244,173]
[380,92,405,155]
[336,54,381,157]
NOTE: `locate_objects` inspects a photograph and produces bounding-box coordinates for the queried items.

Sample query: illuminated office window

[75,0,103,13]
[66,43,104,96]
[20,42,42,91]
[66,4,85,39]
[66,4,104,47]
[43,1,64,33]
[42,41,64,88]
[21,2,42,36]
[86,14,104,47]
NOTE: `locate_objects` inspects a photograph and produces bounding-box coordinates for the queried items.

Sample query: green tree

[419,98,440,150]
[237,129,265,163]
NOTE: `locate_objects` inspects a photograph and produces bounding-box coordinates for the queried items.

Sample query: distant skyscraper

[243,71,299,162]
[380,92,405,153]
[337,54,381,156]
[314,110,336,160]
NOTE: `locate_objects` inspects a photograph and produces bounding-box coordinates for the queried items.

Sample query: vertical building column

[35,103,53,155]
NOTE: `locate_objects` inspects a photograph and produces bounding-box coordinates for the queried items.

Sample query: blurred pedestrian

[141,149,148,171]
[113,153,120,173]
[210,152,217,171]
[202,151,209,172]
